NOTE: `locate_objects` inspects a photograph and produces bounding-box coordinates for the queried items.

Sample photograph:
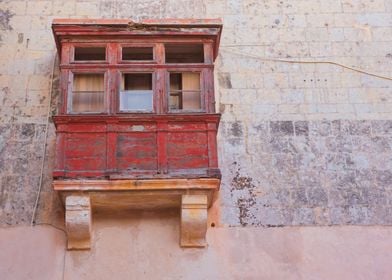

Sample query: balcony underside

[54,178,220,210]
[55,178,219,249]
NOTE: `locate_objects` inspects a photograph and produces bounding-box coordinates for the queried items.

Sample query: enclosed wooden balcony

[52,18,222,249]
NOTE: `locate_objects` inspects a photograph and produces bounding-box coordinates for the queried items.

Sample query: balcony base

[54,178,219,250]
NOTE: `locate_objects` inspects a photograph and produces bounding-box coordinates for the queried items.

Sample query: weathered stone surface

[180,195,208,247]
[1,0,392,229]
[0,9,14,30]
[65,195,91,250]
[222,119,392,226]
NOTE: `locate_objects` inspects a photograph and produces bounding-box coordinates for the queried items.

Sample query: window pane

[120,91,153,111]
[169,72,201,110]
[122,47,153,60]
[72,74,104,113]
[120,73,153,111]
[165,44,204,63]
[74,47,106,61]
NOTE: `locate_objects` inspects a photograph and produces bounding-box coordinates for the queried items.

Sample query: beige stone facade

[0,0,392,278]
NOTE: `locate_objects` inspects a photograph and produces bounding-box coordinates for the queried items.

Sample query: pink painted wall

[1,210,392,280]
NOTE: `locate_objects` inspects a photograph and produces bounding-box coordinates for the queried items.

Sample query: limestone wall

[0,0,391,228]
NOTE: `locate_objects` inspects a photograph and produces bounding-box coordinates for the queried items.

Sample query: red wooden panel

[58,171,107,178]
[157,121,168,173]
[207,122,218,168]
[66,133,106,158]
[64,133,107,171]
[64,124,107,133]
[107,131,117,172]
[116,133,158,170]
[168,156,208,169]
[167,131,209,169]
[117,133,157,156]
[168,122,206,131]
[112,123,157,132]
[65,157,106,171]
[117,158,157,170]
[54,133,65,171]
[167,132,208,158]
[167,142,207,157]
[167,131,207,144]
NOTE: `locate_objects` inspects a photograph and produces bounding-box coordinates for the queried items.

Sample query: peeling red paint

[52,19,221,183]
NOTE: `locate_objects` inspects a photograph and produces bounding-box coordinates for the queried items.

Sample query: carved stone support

[180,194,208,247]
[65,195,92,250]
[55,179,220,250]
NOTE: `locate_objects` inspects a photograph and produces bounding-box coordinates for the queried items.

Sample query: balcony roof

[52,18,223,59]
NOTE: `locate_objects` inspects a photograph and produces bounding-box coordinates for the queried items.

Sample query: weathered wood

[52,19,222,249]
[54,178,220,191]
[52,19,222,59]
[53,115,220,178]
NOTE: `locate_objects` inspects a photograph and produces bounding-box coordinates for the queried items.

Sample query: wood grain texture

[53,115,220,178]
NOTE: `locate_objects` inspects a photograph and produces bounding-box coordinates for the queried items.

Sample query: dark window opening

[165,44,204,63]
[74,47,106,61]
[122,47,154,61]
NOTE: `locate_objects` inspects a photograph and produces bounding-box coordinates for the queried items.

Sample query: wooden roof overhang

[52,18,223,60]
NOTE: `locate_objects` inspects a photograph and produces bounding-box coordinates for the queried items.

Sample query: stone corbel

[180,194,208,247]
[65,195,92,250]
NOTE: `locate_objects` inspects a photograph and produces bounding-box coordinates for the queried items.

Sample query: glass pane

[72,74,104,113]
[165,44,204,63]
[169,72,201,110]
[122,47,153,60]
[120,73,153,111]
[74,47,106,61]
[120,91,153,111]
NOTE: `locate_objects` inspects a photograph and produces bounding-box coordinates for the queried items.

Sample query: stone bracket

[180,194,208,247]
[65,195,92,250]
[55,179,220,250]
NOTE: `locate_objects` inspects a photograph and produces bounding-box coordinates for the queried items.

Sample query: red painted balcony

[51,19,222,249]
[53,114,220,179]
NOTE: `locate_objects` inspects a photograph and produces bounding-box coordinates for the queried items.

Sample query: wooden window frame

[166,69,205,114]
[118,44,156,64]
[70,44,109,64]
[61,42,214,115]
[164,43,205,64]
[116,70,156,113]
[67,70,109,114]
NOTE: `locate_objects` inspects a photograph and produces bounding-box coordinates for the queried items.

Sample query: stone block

[356,13,392,26]
[294,121,309,136]
[371,120,392,135]
[270,121,294,136]
[65,195,91,250]
[75,2,100,16]
[320,0,342,13]
[53,1,76,16]
[180,194,208,247]
[26,1,52,16]
[292,207,315,225]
